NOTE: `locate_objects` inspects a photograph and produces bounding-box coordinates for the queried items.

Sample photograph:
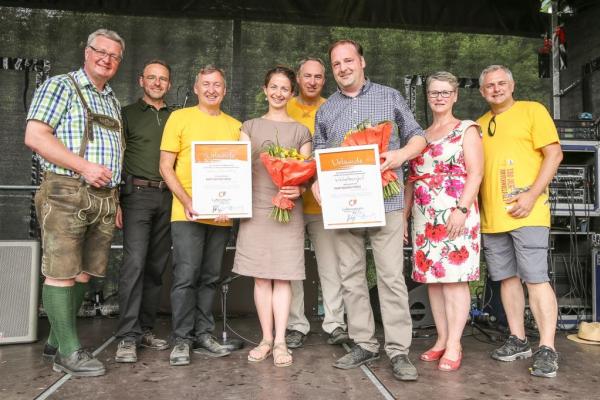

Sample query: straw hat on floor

[567,322,600,345]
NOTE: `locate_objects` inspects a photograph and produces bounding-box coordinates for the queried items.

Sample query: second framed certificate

[315,144,386,229]
[191,141,252,219]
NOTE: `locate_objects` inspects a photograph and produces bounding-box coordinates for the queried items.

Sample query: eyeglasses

[88,45,123,63]
[143,75,169,83]
[487,115,496,137]
[427,90,454,98]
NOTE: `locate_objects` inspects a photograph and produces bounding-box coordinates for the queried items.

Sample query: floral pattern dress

[408,120,480,283]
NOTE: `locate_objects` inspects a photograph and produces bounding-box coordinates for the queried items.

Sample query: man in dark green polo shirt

[114,59,174,363]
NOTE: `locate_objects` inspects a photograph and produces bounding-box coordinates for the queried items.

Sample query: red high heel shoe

[438,352,462,371]
[419,348,446,362]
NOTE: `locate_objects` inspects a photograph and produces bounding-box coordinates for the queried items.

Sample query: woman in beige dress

[232,66,312,367]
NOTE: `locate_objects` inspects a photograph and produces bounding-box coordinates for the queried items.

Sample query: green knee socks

[46,282,87,348]
[43,283,87,356]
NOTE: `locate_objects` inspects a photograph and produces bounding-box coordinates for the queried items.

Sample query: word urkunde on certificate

[191,141,252,219]
[315,144,386,229]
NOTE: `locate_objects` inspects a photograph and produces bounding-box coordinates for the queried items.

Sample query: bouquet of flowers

[260,142,316,223]
[341,120,401,199]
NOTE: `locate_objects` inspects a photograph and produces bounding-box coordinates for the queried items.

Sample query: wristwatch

[456,206,468,214]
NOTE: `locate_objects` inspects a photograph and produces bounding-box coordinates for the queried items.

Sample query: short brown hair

[263,65,296,92]
[140,59,172,78]
[328,39,363,60]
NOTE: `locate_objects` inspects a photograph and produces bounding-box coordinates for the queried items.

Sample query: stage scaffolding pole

[551,0,561,119]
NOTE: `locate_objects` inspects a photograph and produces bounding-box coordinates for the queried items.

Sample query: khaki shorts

[35,173,118,279]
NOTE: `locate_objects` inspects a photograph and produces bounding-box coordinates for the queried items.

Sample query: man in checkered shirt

[24,29,125,377]
[312,39,426,380]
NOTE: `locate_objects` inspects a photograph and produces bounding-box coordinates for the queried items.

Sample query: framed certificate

[191,141,252,219]
[315,144,386,229]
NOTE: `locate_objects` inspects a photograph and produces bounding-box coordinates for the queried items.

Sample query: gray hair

[87,29,125,53]
[296,57,326,75]
[479,65,513,87]
[426,71,458,91]
[195,64,227,87]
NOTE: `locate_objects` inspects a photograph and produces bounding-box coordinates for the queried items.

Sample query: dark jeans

[170,221,230,341]
[116,187,172,341]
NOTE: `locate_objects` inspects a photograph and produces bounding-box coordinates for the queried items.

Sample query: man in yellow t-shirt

[160,65,241,366]
[477,65,563,378]
[284,58,349,349]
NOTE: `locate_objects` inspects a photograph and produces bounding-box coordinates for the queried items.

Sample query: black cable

[23,66,30,111]
[468,325,502,345]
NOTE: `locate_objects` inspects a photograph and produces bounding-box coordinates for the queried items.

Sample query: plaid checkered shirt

[314,79,425,212]
[27,68,122,188]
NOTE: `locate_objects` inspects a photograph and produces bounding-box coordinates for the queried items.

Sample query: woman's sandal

[273,342,293,368]
[248,340,273,362]
[438,352,462,372]
[419,348,446,362]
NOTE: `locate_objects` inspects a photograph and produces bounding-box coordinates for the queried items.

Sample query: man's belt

[44,171,117,191]
[132,177,168,190]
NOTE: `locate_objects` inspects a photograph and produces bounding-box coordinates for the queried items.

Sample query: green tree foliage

[240,23,550,125]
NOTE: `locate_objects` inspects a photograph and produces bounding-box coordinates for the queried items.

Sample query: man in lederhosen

[24,29,125,377]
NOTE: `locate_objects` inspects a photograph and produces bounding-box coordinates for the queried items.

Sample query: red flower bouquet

[260,143,316,223]
[341,120,401,199]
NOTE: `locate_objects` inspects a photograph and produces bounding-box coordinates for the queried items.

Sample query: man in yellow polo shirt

[160,65,241,366]
[477,65,563,378]
[285,57,349,349]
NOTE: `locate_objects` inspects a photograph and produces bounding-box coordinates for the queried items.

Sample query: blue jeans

[170,221,230,341]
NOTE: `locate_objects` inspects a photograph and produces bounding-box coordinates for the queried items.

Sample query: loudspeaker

[407,284,434,328]
[482,276,507,328]
[369,283,434,328]
[0,241,40,344]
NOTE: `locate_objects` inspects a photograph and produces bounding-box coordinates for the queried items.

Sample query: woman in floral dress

[404,71,483,371]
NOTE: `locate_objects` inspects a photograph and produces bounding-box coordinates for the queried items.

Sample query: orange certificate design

[315,144,386,229]
[191,141,252,219]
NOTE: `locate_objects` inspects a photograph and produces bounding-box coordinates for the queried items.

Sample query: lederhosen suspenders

[65,74,125,164]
